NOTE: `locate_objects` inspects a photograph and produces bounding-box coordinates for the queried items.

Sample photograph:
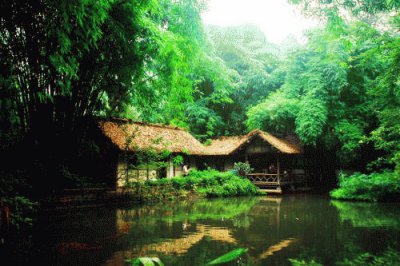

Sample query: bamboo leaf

[128,257,165,266]
[206,248,248,265]
[151,258,164,266]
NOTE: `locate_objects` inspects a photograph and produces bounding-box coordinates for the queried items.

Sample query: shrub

[330,171,400,202]
[339,249,400,265]
[184,169,259,197]
[127,169,260,200]
[233,162,253,176]
[0,171,37,231]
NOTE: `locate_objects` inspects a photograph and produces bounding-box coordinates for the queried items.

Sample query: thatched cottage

[93,118,303,188]
[96,118,204,187]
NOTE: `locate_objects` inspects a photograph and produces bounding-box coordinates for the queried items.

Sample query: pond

[17,195,400,265]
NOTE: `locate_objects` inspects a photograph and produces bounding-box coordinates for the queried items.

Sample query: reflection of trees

[159,197,260,222]
[113,197,259,256]
[38,196,400,265]
[106,197,260,265]
[116,197,260,233]
[332,200,400,228]
[287,200,400,265]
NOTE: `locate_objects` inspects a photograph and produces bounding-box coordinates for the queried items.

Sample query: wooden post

[168,157,174,178]
[277,153,280,185]
[124,154,129,185]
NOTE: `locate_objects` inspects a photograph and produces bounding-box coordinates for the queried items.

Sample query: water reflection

[140,225,236,255]
[29,195,400,265]
[258,238,297,259]
[332,200,400,228]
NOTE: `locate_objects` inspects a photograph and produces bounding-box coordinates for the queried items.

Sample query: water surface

[29,195,400,265]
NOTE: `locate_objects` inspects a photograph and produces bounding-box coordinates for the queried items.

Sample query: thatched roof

[203,130,301,155]
[98,118,205,155]
[98,119,301,155]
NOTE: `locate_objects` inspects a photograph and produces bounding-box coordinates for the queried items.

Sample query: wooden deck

[246,173,306,193]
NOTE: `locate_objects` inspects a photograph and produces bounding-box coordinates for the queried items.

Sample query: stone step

[259,188,282,194]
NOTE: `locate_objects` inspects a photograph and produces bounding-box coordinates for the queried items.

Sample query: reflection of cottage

[92,118,304,190]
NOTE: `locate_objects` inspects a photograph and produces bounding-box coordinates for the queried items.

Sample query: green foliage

[2,0,400,226]
[0,171,36,231]
[247,90,299,134]
[185,102,225,140]
[0,0,159,135]
[295,97,328,146]
[172,155,184,166]
[2,196,36,231]
[206,248,248,265]
[233,162,253,176]
[186,170,259,197]
[289,0,400,17]
[289,258,323,266]
[334,120,364,163]
[128,257,165,266]
[246,18,399,168]
[289,250,400,266]
[339,249,400,266]
[202,25,284,135]
[330,171,400,202]
[128,170,260,200]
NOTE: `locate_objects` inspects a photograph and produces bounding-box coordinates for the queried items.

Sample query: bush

[0,171,37,232]
[233,162,253,176]
[330,171,400,202]
[128,169,260,200]
[340,249,400,265]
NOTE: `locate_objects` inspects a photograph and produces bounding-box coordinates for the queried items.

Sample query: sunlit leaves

[334,120,364,162]
[205,24,283,135]
[246,19,394,165]
[289,0,400,16]
[246,90,299,134]
[295,97,328,145]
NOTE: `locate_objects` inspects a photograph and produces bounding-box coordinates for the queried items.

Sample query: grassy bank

[330,171,400,202]
[127,169,261,202]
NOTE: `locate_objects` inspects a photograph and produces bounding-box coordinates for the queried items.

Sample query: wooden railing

[246,173,280,185]
[246,173,306,186]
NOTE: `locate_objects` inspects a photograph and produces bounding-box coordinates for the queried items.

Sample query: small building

[200,130,302,170]
[200,130,304,191]
[96,118,204,187]
[92,118,303,190]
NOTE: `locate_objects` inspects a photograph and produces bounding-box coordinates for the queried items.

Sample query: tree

[203,25,285,135]
[0,0,161,142]
[246,20,388,169]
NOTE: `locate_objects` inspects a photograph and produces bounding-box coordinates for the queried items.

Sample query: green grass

[330,171,400,202]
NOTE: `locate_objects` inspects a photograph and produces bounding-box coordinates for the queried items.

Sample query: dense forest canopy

[1,0,400,192]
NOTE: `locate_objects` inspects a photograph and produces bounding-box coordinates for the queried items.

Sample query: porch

[246,172,307,194]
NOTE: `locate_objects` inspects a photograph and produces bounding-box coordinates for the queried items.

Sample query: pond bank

[40,187,199,210]
[40,169,262,209]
